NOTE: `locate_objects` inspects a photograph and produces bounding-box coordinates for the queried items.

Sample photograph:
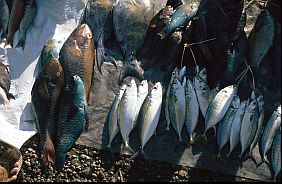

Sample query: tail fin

[120,142,134,156]
[7,93,15,100]
[55,153,67,172]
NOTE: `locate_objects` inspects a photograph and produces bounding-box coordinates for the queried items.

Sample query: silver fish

[107,84,127,149]
[227,100,247,158]
[133,80,148,128]
[117,79,138,155]
[193,75,211,118]
[260,105,281,162]
[185,79,199,142]
[205,85,237,135]
[239,98,259,158]
[271,132,281,181]
[216,95,240,156]
[138,82,162,156]
[169,78,186,142]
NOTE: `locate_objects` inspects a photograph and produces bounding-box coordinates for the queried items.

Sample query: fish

[247,9,275,73]
[133,80,148,128]
[134,82,162,158]
[193,75,211,118]
[107,84,127,149]
[271,132,281,181]
[15,0,36,49]
[157,4,198,39]
[185,78,199,143]
[249,95,264,157]
[0,62,15,108]
[239,97,259,158]
[216,95,240,158]
[169,77,186,142]
[0,0,9,39]
[117,79,138,156]
[37,39,59,72]
[55,75,88,171]
[205,85,237,136]
[31,57,64,167]
[227,100,247,158]
[197,67,208,84]
[260,105,281,163]
[59,23,95,130]
[232,10,246,42]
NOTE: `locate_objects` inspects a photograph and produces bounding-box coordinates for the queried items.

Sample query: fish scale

[0,0,9,39]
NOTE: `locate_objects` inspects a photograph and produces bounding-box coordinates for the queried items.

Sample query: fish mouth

[118,60,144,85]
[76,24,93,38]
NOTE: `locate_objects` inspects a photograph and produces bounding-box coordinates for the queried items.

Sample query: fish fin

[120,144,134,156]
[129,150,140,160]
[15,39,25,49]
[7,93,15,100]
[55,153,67,172]
[140,149,149,160]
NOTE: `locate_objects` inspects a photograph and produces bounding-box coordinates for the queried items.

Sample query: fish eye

[153,86,158,90]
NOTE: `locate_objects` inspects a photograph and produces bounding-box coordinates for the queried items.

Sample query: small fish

[133,80,148,128]
[260,105,281,163]
[216,95,240,157]
[205,85,237,136]
[15,0,36,49]
[227,100,247,158]
[157,4,198,39]
[271,132,281,181]
[169,78,186,142]
[118,79,138,156]
[239,98,259,158]
[0,0,9,39]
[55,75,88,171]
[185,79,199,142]
[107,84,127,149]
[0,62,15,108]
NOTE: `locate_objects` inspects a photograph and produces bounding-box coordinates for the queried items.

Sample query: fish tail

[166,122,170,131]
[130,150,140,160]
[55,153,67,172]
[140,149,149,160]
[120,143,134,156]
[7,93,15,100]
[106,143,112,150]
[15,39,25,49]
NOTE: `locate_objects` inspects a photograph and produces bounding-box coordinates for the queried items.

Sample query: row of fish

[31,23,95,172]
[107,79,162,158]
[0,0,36,49]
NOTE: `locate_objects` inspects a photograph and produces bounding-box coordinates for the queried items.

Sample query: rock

[178,170,187,178]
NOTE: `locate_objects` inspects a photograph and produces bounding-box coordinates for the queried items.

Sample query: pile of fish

[107,79,163,158]
[0,0,37,49]
[31,23,95,172]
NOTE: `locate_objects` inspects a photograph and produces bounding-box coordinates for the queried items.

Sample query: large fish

[157,3,198,39]
[107,84,127,149]
[260,105,281,163]
[239,97,259,158]
[59,23,95,130]
[31,57,64,166]
[0,0,9,39]
[169,77,186,142]
[118,79,138,155]
[204,85,237,136]
[136,82,162,157]
[271,132,281,181]
[0,62,14,108]
[247,9,275,73]
[133,80,148,128]
[15,0,36,49]
[55,75,88,171]
[185,78,199,143]
[216,95,240,157]
[227,100,247,158]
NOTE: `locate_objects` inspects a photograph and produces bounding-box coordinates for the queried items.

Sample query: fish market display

[0,0,9,40]
[0,62,14,108]
[107,84,127,149]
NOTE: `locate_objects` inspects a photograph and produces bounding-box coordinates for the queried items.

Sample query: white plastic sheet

[0,0,86,149]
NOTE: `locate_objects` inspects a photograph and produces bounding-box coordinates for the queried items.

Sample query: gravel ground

[16,135,260,182]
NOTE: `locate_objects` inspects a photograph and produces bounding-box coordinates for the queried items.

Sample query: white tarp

[0,0,86,149]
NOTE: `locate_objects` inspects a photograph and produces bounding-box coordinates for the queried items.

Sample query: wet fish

[239,98,259,158]
[107,84,127,149]
[31,57,64,166]
[247,9,275,73]
[193,75,211,118]
[260,105,281,163]
[37,39,59,72]
[133,80,148,128]
[0,62,14,108]
[136,82,162,157]
[205,85,237,136]
[185,79,199,142]
[0,0,9,39]
[117,79,138,155]
[216,95,240,157]
[169,77,186,142]
[16,0,36,49]
[55,75,88,171]
[271,132,281,181]
[227,100,247,158]
[157,4,198,39]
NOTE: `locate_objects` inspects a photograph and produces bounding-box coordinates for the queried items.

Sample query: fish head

[231,95,241,109]
[185,79,194,94]
[124,79,137,97]
[138,80,148,95]
[222,85,236,96]
[256,95,264,112]
[150,82,163,99]
[117,84,127,99]
[198,67,207,82]
[172,78,182,92]
[179,66,187,79]
[193,75,206,90]
[239,100,248,113]
[72,24,93,40]
[171,67,180,80]
[118,59,144,85]
[44,58,63,83]
[246,99,258,112]
[73,75,86,106]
